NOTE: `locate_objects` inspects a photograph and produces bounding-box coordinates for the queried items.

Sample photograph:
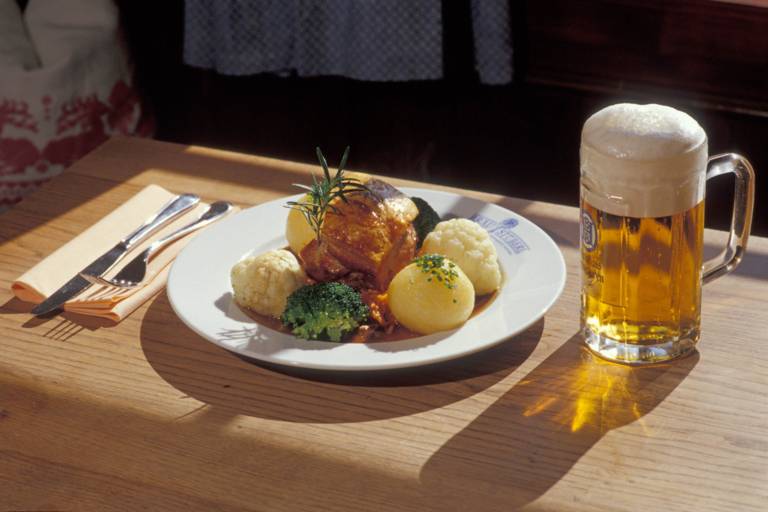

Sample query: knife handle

[122,194,200,249]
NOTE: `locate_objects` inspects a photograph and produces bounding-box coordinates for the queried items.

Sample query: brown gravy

[241,291,498,343]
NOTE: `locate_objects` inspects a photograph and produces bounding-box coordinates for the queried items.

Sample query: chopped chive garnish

[412,254,459,290]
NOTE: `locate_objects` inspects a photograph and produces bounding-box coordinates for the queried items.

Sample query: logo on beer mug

[580,210,597,252]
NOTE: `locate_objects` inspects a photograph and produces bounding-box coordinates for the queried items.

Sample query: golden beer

[581,199,704,346]
[579,103,754,364]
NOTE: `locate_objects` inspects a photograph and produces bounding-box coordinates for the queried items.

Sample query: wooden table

[1,137,766,511]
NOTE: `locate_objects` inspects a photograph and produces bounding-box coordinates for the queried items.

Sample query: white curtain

[184,0,512,85]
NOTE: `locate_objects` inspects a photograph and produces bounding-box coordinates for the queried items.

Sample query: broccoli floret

[281,282,369,342]
[411,197,441,248]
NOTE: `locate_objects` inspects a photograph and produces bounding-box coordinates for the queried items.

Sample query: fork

[81,201,232,288]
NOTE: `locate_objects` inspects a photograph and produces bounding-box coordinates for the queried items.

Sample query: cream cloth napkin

[12,184,233,322]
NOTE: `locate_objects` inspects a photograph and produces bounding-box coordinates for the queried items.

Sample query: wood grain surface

[1,137,766,511]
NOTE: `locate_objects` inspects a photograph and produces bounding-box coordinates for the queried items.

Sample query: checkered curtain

[183,0,512,85]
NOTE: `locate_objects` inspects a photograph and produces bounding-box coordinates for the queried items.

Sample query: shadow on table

[418,333,699,509]
[139,293,544,423]
[0,374,419,511]
[0,297,114,341]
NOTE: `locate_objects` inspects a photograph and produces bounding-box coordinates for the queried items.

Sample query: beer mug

[579,103,755,364]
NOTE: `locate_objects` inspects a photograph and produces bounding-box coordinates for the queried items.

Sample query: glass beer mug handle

[702,153,756,284]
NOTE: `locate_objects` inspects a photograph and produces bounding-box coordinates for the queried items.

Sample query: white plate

[167,188,566,371]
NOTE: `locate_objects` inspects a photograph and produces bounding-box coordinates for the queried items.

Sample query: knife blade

[31,245,131,316]
[31,193,200,316]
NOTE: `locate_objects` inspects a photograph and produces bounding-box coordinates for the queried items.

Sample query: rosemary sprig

[285,146,368,241]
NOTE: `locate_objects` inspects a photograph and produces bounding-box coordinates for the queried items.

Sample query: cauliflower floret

[421,218,501,295]
[230,249,307,317]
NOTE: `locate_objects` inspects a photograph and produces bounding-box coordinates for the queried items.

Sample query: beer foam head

[580,103,708,217]
[582,103,705,160]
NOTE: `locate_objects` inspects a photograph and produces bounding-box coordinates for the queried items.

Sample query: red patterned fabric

[0,0,152,209]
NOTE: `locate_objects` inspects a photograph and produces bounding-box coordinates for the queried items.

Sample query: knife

[31,193,200,316]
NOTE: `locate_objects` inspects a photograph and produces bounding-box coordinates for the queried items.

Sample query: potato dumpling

[421,218,501,295]
[387,255,475,335]
[285,194,316,255]
[231,249,307,317]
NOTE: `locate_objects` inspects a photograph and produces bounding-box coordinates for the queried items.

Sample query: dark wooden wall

[118,0,767,235]
[524,0,768,113]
